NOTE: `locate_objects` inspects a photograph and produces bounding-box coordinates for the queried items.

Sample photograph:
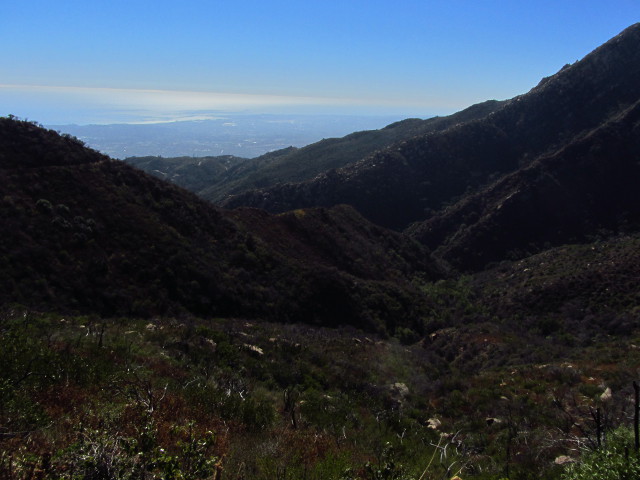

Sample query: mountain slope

[0,116,441,332]
[475,234,640,331]
[408,99,640,270]
[222,23,640,232]
[125,100,503,204]
[202,100,504,203]
[125,154,246,193]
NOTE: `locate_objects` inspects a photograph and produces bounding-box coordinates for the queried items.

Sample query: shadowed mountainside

[125,100,503,204]
[222,23,640,235]
[125,154,246,193]
[409,98,640,270]
[0,116,442,332]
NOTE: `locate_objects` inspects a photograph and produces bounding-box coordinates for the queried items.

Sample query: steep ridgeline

[0,117,442,333]
[201,100,504,203]
[125,100,503,204]
[223,23,640,232]
[408,98,640,270]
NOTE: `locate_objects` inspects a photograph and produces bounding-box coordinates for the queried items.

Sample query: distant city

[47,114,410,159]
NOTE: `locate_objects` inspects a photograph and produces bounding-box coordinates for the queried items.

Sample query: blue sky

[1,1,638,124]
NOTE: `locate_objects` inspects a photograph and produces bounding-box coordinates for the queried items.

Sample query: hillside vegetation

[0,116,442,333]
[4,230,640,478]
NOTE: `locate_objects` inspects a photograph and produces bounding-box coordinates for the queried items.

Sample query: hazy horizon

[47,113,412,159]
[1,83,457,126]
[2,1,638,125]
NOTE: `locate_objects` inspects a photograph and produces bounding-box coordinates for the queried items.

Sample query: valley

[2,23,640,480]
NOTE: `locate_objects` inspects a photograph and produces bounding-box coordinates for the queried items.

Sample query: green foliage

[361,443,413,480]
[2,307,640,479]
[561,427,640,480]
[43,421,221,479]
[35,198,53,213]
[420,276,485,331]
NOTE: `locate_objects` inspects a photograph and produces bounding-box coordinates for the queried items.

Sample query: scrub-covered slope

[0,116,441,332]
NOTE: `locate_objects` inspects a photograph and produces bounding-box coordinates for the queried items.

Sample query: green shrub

[561,426,640,480]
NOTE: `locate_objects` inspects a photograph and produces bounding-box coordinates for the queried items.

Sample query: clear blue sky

[1,0,638,124]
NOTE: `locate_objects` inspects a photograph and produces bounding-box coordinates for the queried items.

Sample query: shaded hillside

[125,155,246,193]
[474,234,640,335]
[126,100,503,204]
[201,100,504,203]
[229,205,438,281]
[0,117,110,168]
[409,99,640,270]
[223,23,640,232]
[0,116,442,332]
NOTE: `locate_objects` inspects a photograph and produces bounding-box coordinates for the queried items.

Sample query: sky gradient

[2,1,639,124]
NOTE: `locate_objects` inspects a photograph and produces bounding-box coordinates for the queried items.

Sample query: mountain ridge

[409,97,640,270]
[125,100,504,204]
[221,23,640,235]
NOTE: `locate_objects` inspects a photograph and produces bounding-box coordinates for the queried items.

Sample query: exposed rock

[390,382,409,398]
[485,417,503,426]
[554,455,575,465]
[195,336,217,353]
[600,387,612,402]
[427,417,441,430]
[244,344,264,356]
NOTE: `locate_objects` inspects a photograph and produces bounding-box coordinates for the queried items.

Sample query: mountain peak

[528,21,640,95]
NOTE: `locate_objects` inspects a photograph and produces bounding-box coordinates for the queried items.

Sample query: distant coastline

[46,114,414,159]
